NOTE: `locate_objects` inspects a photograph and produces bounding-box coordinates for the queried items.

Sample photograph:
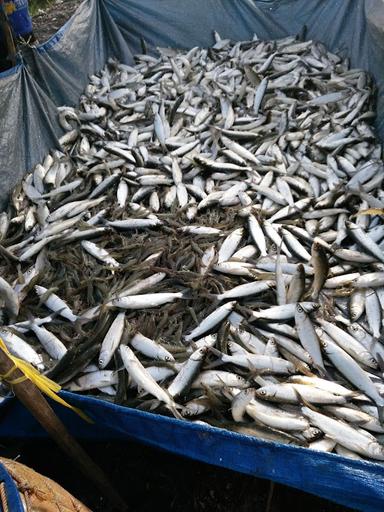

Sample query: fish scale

[0,34,384,462]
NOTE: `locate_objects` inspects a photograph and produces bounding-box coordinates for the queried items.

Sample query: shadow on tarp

[0,391,383,511]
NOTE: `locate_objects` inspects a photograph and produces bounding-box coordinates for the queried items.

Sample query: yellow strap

[0,338,92,423]
[0,365,18,381]
[7,375,29,385]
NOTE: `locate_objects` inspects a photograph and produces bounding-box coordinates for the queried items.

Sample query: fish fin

[207,347,229,368]
[166,404,183,420]
[377,405,384,424]
[314,363,330,380]
[293,387,320,412]
[136,399,158,410]
[208,346,223,357]
[296,24,307,41]
[149,400,161,411]
[140,37,148,55]
[203,384,225,409]
[375,352,384,373]
[246,358,264,374]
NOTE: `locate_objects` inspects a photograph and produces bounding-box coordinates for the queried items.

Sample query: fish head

[191,346,209,361]
[255,385,275,400]
[346,323,364,340]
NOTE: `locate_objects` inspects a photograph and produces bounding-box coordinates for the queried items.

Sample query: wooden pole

[0,1,16,68]
[0,349,128,511]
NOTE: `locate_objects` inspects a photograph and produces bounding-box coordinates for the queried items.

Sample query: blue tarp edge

[0,391,383,511]
[0,461,24,511]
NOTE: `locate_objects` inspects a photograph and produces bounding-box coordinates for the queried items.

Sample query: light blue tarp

[1,1,384,509]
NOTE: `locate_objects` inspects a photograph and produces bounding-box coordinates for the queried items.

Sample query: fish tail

[314,364,330,379]
[169,405,183,420]
[377,405,384,424]
[204,347,225,368]
[180,288,193,300]
[25,311,36,326]
[376,353,384,373]
[164,396,183,419]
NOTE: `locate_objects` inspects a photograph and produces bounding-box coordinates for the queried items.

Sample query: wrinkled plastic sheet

[0,0,134,209]
[1,1,384,508]
[0,391,384,512]
[0,0,383,208]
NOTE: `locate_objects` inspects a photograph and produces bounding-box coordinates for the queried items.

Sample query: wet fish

[0,33,383,463]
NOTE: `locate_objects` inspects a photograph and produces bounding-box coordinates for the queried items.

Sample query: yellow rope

[6,375,29,385]
[0,338,92,423]
[0,365,18,381]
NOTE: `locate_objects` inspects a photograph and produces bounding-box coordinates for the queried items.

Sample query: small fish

[308,241,329,300]
[184,301,236,342]
[99,312,126,369]
[34,285,77,322]
[113,292,185,310]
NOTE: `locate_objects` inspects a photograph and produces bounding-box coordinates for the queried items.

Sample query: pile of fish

[1,33,384,462]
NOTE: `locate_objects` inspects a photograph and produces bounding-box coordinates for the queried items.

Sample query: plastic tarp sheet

[0,0,134,209]
[1,0,384,509]
[1,391,384,512]
[0,0,384,207]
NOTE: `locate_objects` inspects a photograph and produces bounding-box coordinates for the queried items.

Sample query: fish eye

[296,304,303,312]
[258,389,266,395]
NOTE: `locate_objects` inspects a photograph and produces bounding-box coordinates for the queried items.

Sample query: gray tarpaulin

[1,2,384,509]
[0,0,383,206]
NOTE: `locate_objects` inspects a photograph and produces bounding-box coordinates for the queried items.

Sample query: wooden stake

[0,349,128,511]
[0,2,16,68]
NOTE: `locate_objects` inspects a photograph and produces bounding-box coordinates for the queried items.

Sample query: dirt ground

[32,0,81,43]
